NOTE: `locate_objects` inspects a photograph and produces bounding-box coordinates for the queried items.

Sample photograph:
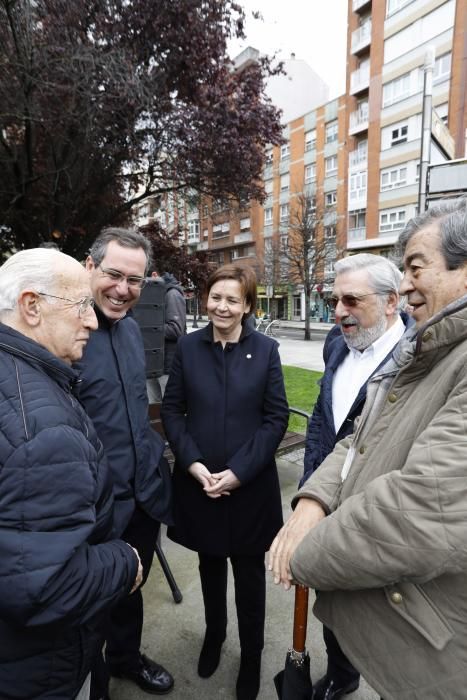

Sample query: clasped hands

[188,461,241,498]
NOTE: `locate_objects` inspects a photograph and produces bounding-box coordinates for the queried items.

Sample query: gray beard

[341,314,388,351]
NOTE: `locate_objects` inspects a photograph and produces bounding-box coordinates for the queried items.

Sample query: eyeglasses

[329,292,390,309]
[37,292,95,317]
[97,264,146,290]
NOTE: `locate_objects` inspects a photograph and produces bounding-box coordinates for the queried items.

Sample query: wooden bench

[149,403,310,459]
[276,407,310,457]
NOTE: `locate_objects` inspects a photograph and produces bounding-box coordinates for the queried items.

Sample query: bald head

[0,249,97,364]
[0,248,87,318]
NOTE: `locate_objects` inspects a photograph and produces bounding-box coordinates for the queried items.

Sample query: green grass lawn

[282,365,322,434]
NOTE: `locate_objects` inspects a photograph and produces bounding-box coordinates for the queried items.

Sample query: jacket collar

[200,320,254,344]
[414,293,467,354]
[0,322,79,390]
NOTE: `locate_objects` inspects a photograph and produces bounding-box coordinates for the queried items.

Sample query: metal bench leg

[155,534,183,604]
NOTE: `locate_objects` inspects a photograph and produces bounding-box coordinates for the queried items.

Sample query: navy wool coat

[161,323,289,557]
[0,324,137,700]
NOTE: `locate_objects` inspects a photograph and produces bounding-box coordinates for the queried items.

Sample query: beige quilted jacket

[290,298,467,700]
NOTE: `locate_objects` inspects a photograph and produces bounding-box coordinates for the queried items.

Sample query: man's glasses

[97,264,146,290]
[329,292,390,309]
[38,292,95,317]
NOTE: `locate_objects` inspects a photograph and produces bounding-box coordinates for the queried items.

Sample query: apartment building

[346,0,467,254]
[189,94,347,321]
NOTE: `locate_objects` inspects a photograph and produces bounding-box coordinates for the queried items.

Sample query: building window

[325,120,338,144]
[265,149,273,165]
[280,143,290,160]
[188,220,200,241]
[240,217,250,230]
[325,225,337,239]
[386,0,415,16]
[203,205,209,217]
[203,228,208,238]
[280,204,289,221]
[280,173,290,192]
[139,203,150,218]
[433,52,452,83]
[380,165,407,191]
[325,155,338,175]
[325,191,337,207]
[305,129,317,151]
[212,223,229,239]
[349,171,367,201]
[264,208,273,225]
[305,164,316,183]
[391,124,408,146]
[265,179,273,197]
[380,207,406,232]
[382,72,411,107]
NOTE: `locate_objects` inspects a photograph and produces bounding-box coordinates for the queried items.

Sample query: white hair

[334,253,403,312]
[0,249,79,318]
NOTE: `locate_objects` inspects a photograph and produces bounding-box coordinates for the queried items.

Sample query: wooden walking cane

[292,585,309,653]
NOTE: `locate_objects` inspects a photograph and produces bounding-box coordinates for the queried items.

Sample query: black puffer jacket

[0,323,137,700]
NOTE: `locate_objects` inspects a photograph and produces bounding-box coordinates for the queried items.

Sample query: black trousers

[91,508,160,699]
[323,624,360,685]
[198,552,266,655]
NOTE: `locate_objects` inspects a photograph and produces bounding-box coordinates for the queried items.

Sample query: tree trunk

[304,287,311,341]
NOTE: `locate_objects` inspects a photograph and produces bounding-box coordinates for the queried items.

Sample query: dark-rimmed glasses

[37,292,95,317]
[97,264,146,290]
[329,292,390,309]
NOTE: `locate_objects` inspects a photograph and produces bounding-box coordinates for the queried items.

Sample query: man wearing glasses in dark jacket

[77,228,173,698]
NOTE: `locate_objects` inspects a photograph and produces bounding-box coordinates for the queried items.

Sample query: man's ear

[385,291,399,317]
[17,291,42,327]
[85,255,95,273]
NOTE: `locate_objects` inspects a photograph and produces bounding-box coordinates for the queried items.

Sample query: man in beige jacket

[269,197,467,700]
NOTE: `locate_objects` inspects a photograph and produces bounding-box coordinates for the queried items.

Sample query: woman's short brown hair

[207,264,257,318]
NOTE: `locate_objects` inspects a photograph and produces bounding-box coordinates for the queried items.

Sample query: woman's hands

[188,462,240,499]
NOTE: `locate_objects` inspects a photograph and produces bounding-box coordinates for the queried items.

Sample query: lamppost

[192,294,199,328]
[418,46,435,213]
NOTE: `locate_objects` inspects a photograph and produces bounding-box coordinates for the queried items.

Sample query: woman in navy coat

[161,264,288,700]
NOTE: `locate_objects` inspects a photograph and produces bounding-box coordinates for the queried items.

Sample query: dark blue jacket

[161,323,289,556]
[302,314,412,485]
[76,307,172,536]
[0,323,137,700]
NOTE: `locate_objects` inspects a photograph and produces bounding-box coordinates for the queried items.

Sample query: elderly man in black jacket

[0,248,141,700]
[77,228,173,698]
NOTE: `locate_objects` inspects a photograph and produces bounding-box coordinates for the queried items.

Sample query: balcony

[352,0,371,11]
[351,21,371,54]
[347,227,366,244]
[196,241,208,251]
[348,186,367,210]
[349,145,367,169]
[350,64,370,95]
[349,103,369,134]
[234,231,253,244]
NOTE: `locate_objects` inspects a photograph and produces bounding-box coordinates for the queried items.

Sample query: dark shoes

[236,652,261,700]
[110,653,174,695]
[312,675,360,700]
[197,632,226,678]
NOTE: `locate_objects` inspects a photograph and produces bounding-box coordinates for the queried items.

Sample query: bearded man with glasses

[76,228,174,698]
[300,253,412,700]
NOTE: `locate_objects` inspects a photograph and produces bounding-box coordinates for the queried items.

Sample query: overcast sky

[228,0,348,98]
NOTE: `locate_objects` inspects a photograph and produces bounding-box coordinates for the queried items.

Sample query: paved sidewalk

[109,456,379,700]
